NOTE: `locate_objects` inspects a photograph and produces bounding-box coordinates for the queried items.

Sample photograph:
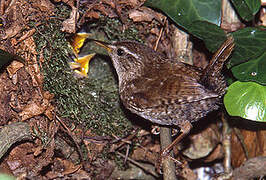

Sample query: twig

[221,112,232,174]
[110,128,139,152]
[75,0,80,32]
[124,144,130,164]
[55,115,84,163]
[160,127,177,180]
[154,17,167,51]
[116,151,159,178]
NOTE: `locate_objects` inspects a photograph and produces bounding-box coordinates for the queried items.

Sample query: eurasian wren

[94,37,234,154]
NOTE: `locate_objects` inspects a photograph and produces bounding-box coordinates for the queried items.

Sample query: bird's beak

[91,39,112,53]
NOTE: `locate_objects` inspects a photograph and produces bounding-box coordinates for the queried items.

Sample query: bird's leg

[156,121,193,173]
[161,121,193,157]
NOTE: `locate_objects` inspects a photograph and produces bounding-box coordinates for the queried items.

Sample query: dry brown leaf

[61,159,81,175]
[117,0,143,7]
[102,0,116,8]
[182,124,221,160]
[31,0,55,12]
[53,0,75,7]
[231,129,266,168]
[15,29,36,45]
[180,164,197,180]
[204,144,224,163]
[150,28,160,36]
[23,36,38,56]
[43,91,54,101]
[221,21,245,32]
[33,146,43,157]
[85,11,100,19]
[193,49,208,69]
[6,142,37,177]
[6,61,24,78]
[2,25,23,40]
[19,101,47,121]
[26,64,43,87]
[43,91,55,120]
[92,3,117,18]
[131,147,158,164]
[129,10,154,22]
[1,0,24,40]
[19,91,54,121]
[61,7,79,33]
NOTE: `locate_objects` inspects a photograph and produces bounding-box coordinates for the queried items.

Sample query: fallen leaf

[19,101,46,121]
[85,11,100,19]
[6,160,22,171]
[42,91,55,120]
[61,7,79,33]
[26,64,43,87]
[54,0,75,7]
[2,25,23,40]
[23,36,37,56]
[43,91,54,100]
[182,124,221,160]
[31,0,55,12]
[204,144,223,163]
[6,61,24,78]
[131,147,158,164]
[231,129,266,168]
[61,159,81,175]
[102,0,116,8]
[19,91,54,121]
[93,4,117,18]
[129,10,154,22]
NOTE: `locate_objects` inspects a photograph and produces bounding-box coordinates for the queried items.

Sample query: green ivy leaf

[230,0,260,21]
[189,21,227,52]
[0,49,24,69]
[144,0,221,30]
[224,81,266,122]
[244,0,261,15]
[144,0,224,52]
[231,52,266,85]
[228,27,266,68]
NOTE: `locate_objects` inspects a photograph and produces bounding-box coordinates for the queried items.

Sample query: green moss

[31,4,138,136]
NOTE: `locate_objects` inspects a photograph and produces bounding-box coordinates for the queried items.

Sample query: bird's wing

[123,74,219,110]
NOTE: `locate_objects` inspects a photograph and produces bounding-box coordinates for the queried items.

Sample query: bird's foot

[156,148,183,174]
[156,121,192,174]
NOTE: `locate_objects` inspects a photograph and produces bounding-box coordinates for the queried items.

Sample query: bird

[93,36,234,159]
[68,32,95,77]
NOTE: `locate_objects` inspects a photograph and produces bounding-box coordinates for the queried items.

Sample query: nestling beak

[70,32,91,56]
[69,53,96,77]
[90,39,113,53]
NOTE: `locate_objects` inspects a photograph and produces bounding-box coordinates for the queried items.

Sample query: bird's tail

[201,36,235,95]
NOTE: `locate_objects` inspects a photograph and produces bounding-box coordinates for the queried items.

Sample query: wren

[93,37,234,157]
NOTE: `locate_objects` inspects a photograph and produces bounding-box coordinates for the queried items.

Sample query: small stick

[222,112,232,174]
[56,115,84,163]
[160,127,177,180]
[154,17,167,51]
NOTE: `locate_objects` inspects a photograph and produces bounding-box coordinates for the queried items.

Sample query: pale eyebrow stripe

[121,46,140,59]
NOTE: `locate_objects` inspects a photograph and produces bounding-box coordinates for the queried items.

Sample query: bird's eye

[117,48,124,56]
